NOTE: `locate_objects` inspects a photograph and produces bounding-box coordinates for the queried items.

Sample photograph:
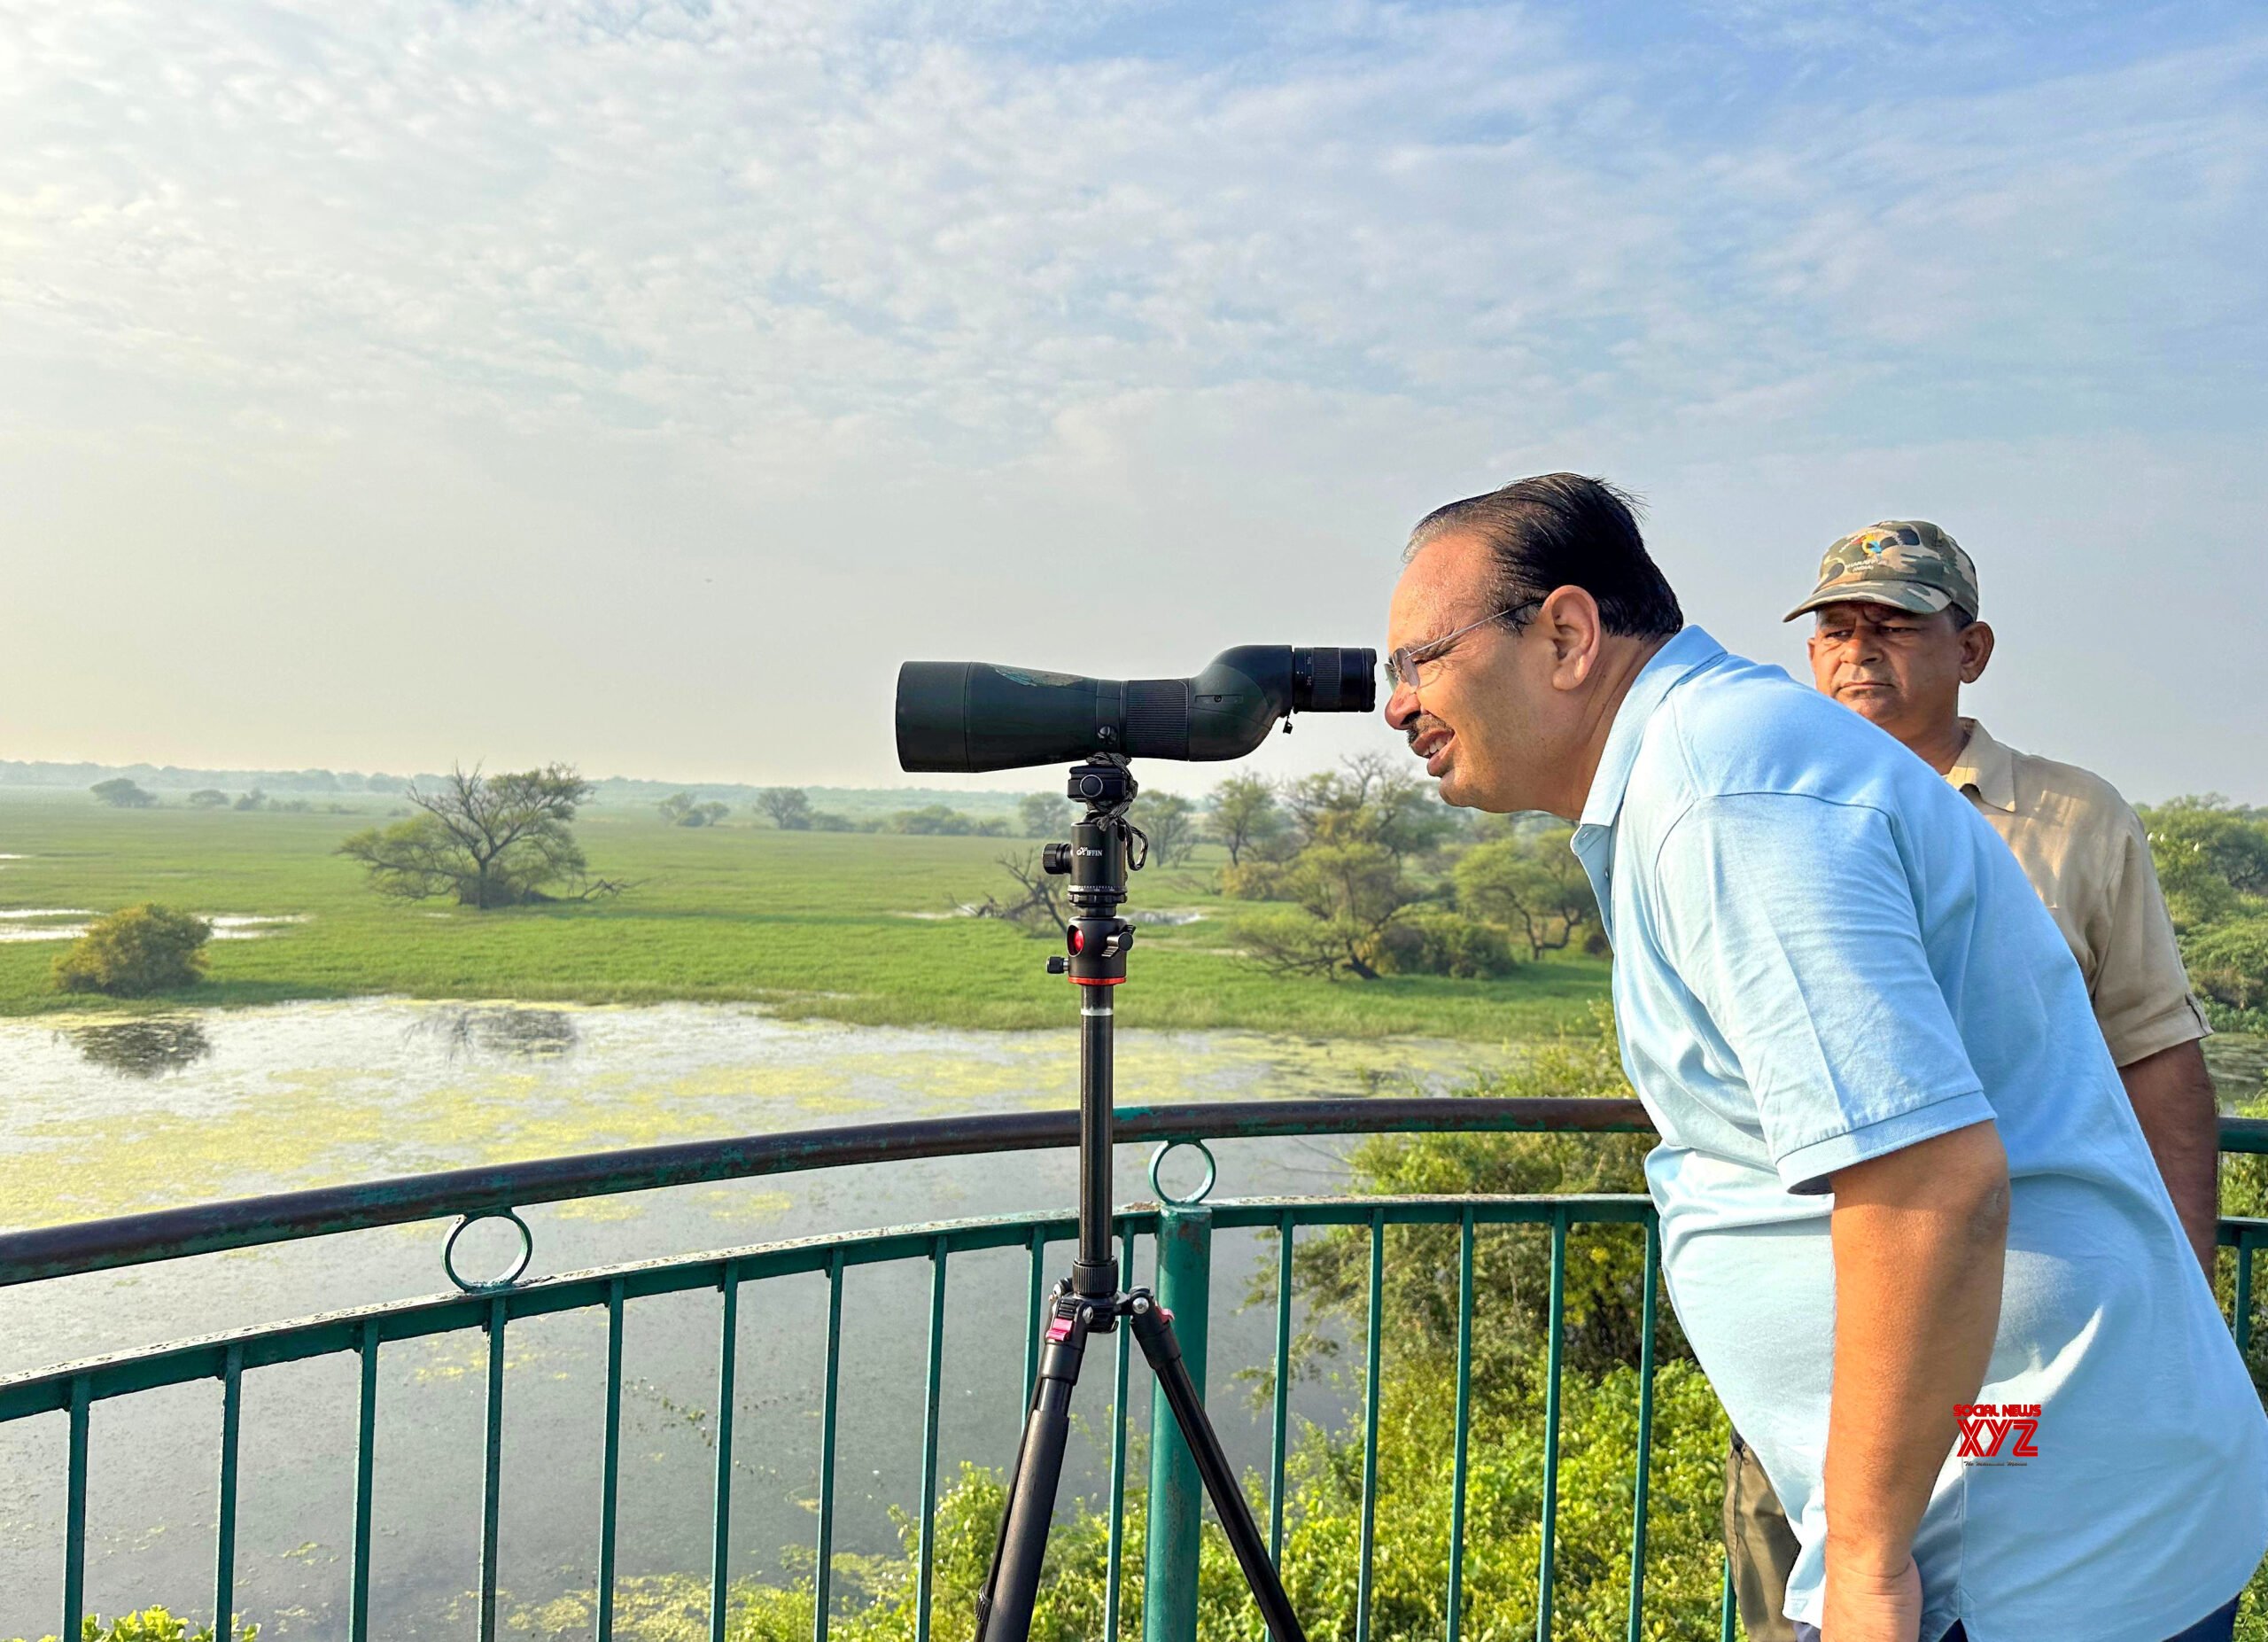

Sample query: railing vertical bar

[62,1374,89,1642]
[214,1343,244,1642]
[480,1294,507,1642]
[815,1251,844,1642]
[1106,1224,1135,1642]
[1536,1210,1565,1642]
[711,1261,742,1642]
[1447,1209,1476,1642]
[1269,1209,1295,1569]
[1355,1209,1385,1642]
[1624,1215,1660,1642]
[916,1236,948,1642]
[2236,1233,2254,1355]
[598,1279,625,1642]
[351,1319,378,1642]
[1024,1227,1047,1415]
[1718,1557,1737,1642]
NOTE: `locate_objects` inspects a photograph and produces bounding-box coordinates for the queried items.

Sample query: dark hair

[1407,472,1684,641]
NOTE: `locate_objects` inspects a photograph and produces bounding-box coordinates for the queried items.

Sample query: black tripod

[974,757,1308,1642]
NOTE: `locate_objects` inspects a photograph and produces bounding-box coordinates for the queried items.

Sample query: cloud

[0,1,2261,789]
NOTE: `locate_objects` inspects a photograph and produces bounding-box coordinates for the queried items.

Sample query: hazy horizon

[7,2,2264,804]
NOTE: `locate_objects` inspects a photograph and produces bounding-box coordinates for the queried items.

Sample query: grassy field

[0,793,1608,1038]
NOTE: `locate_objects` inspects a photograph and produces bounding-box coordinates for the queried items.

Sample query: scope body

[896,645,1375,774]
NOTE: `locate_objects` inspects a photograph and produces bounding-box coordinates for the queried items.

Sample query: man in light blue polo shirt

[1381,472,2265,1642]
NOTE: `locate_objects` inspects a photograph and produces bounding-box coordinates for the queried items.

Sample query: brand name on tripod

[1073,845,1104,857]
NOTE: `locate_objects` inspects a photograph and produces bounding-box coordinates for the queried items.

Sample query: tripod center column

[1064,797,1132,1302]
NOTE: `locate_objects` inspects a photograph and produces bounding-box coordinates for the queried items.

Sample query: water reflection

[408,1005,579,1061]
[2207,1033,2268,1107]
[69,1017,214,1078]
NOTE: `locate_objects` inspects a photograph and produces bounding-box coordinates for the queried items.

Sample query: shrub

[1218,858,1290,900]
[1377,908,1519,978]
[53,905,213,997]
[889,805,979,836]
[10,1604,255,1641]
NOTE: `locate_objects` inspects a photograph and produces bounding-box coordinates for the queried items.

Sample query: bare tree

[974,850,1071,935]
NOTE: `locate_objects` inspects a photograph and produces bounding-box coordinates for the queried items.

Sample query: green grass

[0,795,1608,1038]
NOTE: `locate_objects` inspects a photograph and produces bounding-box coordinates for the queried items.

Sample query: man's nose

[1384,679,1421,730]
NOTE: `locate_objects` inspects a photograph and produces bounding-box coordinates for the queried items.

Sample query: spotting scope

[896,645,1377,773]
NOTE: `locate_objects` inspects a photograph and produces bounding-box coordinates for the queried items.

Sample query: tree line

[2142,795,2268,1030]
[88,776,363,813]
[1209,757,1595,980]
[970,755,1596,980]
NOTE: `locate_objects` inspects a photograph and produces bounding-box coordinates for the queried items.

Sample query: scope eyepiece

[1292,646,1366,713]
[896,644,1378,774]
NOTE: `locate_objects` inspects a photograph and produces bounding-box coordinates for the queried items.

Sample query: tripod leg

[976,1303,1093,1642]
[1128,1298,1309,1642]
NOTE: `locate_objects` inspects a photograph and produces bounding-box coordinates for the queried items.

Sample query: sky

[4,0,2264,802]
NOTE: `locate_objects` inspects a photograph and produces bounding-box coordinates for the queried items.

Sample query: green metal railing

[4,1101,2264,1642]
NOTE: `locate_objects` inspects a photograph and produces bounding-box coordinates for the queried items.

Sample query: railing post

[1144,1199,1212,1642]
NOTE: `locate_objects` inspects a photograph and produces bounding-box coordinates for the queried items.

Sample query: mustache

[1405,713,1449,750]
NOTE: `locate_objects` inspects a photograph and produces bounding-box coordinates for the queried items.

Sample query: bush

[496,1355,1732,1642]
[52,905,213,997]
[1218,858,1290,900]
[887,805,998,836]
[10,1604,255,1641]
[1377,908,1519,978]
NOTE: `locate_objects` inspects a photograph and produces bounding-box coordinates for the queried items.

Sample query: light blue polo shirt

[1572,626,2266,1642]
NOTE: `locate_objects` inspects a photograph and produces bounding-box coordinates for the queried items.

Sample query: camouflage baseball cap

[1783,519,1980,622]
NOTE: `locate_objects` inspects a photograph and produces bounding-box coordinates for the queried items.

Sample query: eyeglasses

[1381,600,1542,691]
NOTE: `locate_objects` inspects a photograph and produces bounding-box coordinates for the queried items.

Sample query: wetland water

[0,1000,1534,1638]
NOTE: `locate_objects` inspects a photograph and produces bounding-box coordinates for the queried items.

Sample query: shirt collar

[1576,625,1727,833]
[1946,718,2017,813]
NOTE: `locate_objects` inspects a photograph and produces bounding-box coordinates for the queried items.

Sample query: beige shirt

[1945,719,2209,1067]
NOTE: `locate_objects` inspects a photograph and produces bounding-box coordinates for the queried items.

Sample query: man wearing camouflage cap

[1719,520,2225,1642]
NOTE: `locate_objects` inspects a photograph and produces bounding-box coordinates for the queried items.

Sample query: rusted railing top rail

[7,1100,2263,1291]
[0,1095,1659,1288]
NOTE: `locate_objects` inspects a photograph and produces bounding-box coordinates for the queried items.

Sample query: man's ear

[1960,619,1995,685]
[1537,585,1603,689]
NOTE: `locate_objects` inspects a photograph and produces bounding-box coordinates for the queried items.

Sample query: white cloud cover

[1,1,2262,797]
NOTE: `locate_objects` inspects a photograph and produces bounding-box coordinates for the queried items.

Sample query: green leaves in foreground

[504,1360,1728,1642]
[15,1608,255,1642]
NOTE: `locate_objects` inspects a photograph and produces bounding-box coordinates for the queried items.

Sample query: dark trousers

[1793,1596,2238,1642]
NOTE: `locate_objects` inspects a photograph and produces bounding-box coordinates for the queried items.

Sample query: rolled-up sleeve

[1652,792,1997,1193]
[2090,808,2210,1067]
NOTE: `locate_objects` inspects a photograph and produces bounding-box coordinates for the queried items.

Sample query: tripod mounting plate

[1064,758,1137,809]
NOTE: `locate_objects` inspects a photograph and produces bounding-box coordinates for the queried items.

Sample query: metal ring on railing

[1147,1139,1217,1206]
[443,1209,534,1293]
